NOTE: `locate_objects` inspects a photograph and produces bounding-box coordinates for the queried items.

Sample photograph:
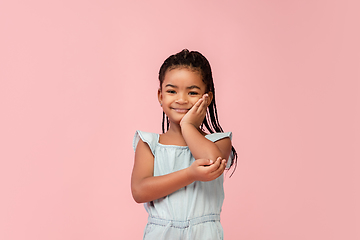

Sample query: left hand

[187,157,227,182]
[180,94,210,128]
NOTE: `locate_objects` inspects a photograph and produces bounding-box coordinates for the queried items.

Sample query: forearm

[132,168,194,203]
[181,123,222,161]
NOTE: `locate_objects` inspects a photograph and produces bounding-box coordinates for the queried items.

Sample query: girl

[131,49,237,240]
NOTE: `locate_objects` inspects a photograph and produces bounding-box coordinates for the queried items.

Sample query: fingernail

[209,160,214,164]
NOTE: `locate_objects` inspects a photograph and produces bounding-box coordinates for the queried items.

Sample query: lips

[172,108,189,113]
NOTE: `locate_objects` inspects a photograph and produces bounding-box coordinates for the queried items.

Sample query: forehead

[162,68,205,88]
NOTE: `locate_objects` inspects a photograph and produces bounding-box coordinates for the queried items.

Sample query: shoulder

[205,132,232,142]
[133,130,159,155]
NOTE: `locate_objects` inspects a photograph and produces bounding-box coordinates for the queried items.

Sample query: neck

[167,121,203,135]
[167,122,182,135]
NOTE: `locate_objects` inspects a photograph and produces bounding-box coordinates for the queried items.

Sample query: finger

[197,95,208,113]
[204,93,211,106]
[220,159,227,171]
[194,97,203,108]
[196,158,214,166]
[211,159,226,176]
[186,98,202,115]
[203,94,208,104]
[203,94,209,106]
[206,157,221,171]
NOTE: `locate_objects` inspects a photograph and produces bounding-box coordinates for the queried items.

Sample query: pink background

[1,0,359,239]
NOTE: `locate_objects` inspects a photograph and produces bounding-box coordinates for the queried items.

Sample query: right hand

[180,94,210,129]
[187,157,227,182]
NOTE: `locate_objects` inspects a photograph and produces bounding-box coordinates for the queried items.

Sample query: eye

[166,90,176,94]
[189,91,199,96]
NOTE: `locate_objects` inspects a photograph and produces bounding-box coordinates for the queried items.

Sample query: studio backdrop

[0,1,359,240]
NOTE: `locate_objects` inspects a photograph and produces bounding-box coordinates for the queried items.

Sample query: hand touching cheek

[180,94,210,128]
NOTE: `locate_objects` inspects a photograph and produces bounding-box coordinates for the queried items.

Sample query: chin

[167,118,182,126]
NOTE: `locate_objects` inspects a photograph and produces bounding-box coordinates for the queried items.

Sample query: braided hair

[158,49,237,175]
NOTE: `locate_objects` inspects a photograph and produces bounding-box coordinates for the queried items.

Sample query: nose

[175,93,188,104]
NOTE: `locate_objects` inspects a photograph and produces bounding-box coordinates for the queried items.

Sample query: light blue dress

[133,130,232,240]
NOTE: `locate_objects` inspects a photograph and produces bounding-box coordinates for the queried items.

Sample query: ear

[207,91,214,106]
[158,88,163,106]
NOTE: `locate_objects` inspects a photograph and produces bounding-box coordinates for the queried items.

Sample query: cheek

[190,96,201,104]
[162,96,175,108]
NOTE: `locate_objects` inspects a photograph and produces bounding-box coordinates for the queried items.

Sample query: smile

[172,108,189,113]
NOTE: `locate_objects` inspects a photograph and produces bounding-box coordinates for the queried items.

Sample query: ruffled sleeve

[205,132,232,142]
[133,130,158,155]
[205,132,233,168]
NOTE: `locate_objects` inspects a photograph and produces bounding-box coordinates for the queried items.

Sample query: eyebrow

[165,84,201,90]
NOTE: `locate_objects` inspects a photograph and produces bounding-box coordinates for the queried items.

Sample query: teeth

[174,108,188,113]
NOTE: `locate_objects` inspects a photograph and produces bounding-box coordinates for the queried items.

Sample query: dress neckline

[156,133,190,148]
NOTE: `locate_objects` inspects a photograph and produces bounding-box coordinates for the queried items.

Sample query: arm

[180,94,232,161]
[131,139,227,203]
[181,123,232,161]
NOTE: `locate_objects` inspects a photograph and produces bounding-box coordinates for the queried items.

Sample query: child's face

[158,68,212,126]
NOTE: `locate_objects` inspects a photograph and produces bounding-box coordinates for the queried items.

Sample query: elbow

[131,188,142,203]
[131,176,156,203]
[208,150,223,162]
[208,150,230,163]
[133,196,145,204]
[131,185,147,203]
[132,192,144,203]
